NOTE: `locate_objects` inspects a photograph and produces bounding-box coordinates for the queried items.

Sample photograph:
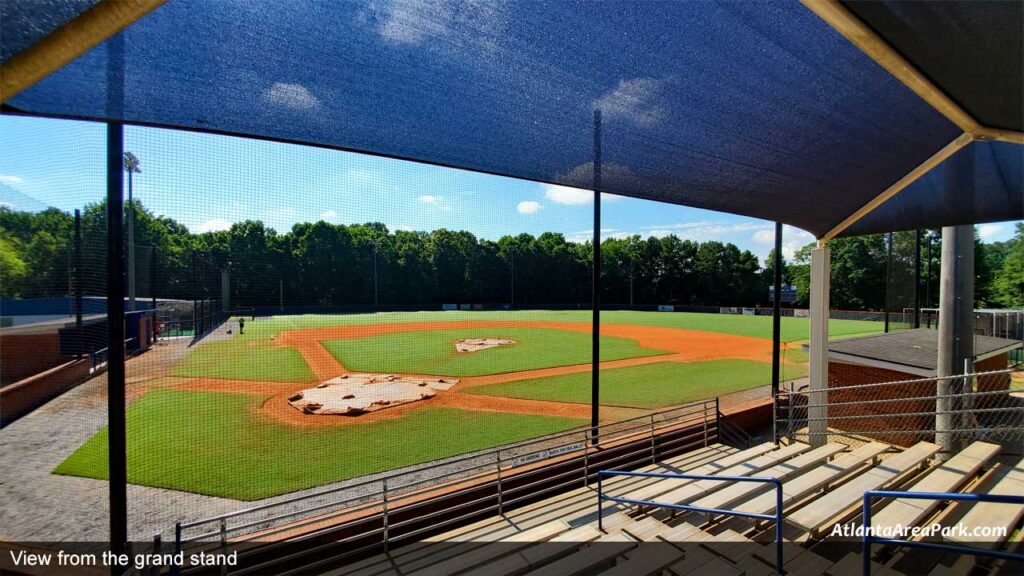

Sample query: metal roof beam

[0,0,166,104]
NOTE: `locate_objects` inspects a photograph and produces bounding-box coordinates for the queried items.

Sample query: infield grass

[172,338,314,382]
[322,327,668,376]
[465,359,800,409]
[54,389,586,500]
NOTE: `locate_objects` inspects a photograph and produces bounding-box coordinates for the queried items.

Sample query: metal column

[771,222,783,442]
[591,109,602,445]
[808,242,830,447]
[106,122,128,561]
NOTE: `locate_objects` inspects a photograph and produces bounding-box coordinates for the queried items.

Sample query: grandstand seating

[323,440,1023,576]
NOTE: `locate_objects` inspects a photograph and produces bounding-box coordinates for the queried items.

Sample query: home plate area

[288,373,458,415]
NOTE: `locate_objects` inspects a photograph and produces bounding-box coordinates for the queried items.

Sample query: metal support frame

[884,231,893,332]
[801,0,1024,241]
[106,122,129,567]
[598,471,785,574]
[74,208,83,344]
[591,108,602,445]
[771,222,783,443]
[913,229,921,328]
[0,0,168,103]
[862,490,1024,576]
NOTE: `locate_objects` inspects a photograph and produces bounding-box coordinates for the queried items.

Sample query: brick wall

[827,353,1012,447]
[1,358,91,426]
[827,361,931,447]
[0,333,65,381]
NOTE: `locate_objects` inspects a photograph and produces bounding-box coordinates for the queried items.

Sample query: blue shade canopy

[2,0,1021,237]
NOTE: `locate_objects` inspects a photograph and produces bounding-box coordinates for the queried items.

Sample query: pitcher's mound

[288,373,458,416]
[455,338,516,353]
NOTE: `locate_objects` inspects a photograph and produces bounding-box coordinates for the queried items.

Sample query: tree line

[1,202,1020,310]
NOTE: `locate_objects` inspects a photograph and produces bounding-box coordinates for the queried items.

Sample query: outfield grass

[322,327,667,376]
[172,338,315,382]
[220,310,881,342]
[54,389,586,500]
[172,310,878,382]
[465,359,795,409]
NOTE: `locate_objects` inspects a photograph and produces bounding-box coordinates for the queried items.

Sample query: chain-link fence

[776,368,1023,455]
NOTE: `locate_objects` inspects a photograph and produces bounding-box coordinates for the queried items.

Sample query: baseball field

[54,310,879,500]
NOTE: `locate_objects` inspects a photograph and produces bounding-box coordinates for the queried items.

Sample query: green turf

[172,310,878,381]
[217,310,881,343]
[171,338,315,382]
[54,389,586,500]
[321,327,668,376]
[465,359,798,409]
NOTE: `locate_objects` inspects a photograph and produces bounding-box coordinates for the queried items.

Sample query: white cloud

[417,194,453,213]
[752,229,775,245]
[516,200,541,214]
[194,219,232,233]
[640,220,769,243]
[750,225,815,260]
[0,175,25,185]
[264,83,320,110]
[542,184,619,206]
[567,228,628,243]
[320,209,340,223]
[594,77,667,126]
[978,223,1004,240]
[367,0,507,50]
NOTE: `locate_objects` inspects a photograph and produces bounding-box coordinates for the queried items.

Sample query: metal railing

[89,337,137,371]
[861,490,1024,575]
[596,470,784,574]
[171,398,720,575]
[776,368,1023,452]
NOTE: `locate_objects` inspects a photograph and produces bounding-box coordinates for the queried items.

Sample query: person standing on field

[238,316,245,335]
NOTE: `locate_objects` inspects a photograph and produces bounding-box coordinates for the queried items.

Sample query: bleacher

[324,441,1023,576]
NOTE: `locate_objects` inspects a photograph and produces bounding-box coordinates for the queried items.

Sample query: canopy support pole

[0,0,167,103]
[808,241,830,447]
[106,122,128,567]
[771,223,783,443]
[591,109,602,446]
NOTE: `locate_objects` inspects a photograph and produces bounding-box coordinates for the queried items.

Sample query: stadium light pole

[123,151,140,312]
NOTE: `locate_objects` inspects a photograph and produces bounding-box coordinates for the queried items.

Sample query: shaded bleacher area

[327,441,1022,576]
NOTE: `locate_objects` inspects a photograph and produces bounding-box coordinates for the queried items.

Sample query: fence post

[172,522,181,576]
[496,451,503,516]
[219,518,228,576]
[149,534,161,576]
[382,478,389,551]
[583,431,590,488]
[649,414,656,465]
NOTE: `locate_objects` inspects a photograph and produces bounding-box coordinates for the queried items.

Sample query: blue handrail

[862,490,1024,576]
[597,470,785,574]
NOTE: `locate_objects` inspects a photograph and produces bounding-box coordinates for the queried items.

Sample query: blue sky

[0,115,1018,265]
